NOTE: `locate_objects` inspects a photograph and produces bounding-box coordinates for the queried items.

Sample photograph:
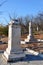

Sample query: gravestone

[25,21,37,43]
[37,26,39,31]
[21,21,37,44]
[2,20,25,61]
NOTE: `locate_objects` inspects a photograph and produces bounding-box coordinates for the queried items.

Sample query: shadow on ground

[8,53,43,63]
[24,54,43,61]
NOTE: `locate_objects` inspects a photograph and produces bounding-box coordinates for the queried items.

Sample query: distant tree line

[0,12,43,36]
[18,12,43,35]
[0,25,8,36]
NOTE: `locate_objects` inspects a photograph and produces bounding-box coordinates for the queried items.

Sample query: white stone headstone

[28,21,33,36]
[2,20,25,61]
[25,21,37,42]
[25,22,33,41]
[37,26,39,31]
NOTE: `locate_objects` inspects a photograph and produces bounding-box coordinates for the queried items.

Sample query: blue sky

[0,0,43,25]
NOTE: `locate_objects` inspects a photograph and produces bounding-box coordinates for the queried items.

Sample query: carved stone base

[2,50,25,62]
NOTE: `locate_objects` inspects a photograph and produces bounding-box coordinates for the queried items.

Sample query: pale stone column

[2,20,25,61]
[29,21,33,36]
[37,26,39,31]
[29,21,32,36]
[27,21,32,38]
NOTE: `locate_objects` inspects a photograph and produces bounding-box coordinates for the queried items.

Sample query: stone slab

[0,53,43,65]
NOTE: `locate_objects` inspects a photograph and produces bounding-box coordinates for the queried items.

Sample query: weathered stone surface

[3,20,25,61]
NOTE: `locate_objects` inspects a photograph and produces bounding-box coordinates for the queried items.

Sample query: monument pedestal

[3,49,25,61]
[2,20,25,62]
[25,34,37,43]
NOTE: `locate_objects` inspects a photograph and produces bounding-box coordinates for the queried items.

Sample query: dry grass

[0,44,7,50]
[21,34,43,53]
[0,34,43,53]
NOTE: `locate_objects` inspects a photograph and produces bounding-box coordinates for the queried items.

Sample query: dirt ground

[0,34,43,53]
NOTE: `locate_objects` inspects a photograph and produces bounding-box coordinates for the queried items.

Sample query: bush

[33,31,39,35]
[0,25,8,36]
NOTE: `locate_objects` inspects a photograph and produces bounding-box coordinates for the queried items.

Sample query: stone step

[21,41,25,44]
[37,39,43,42]
[25,39,29,42]
[27,35,31,39]
[26,48,39,55]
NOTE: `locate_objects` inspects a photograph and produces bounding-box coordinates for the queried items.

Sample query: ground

[0,34,43,64]
[0,53,43,65]
[0,34,43,53]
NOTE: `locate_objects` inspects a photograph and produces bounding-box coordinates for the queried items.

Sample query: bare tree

[0,0,7,7]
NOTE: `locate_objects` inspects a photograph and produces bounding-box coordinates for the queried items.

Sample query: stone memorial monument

[21,21,42,44]
[37,26,39,31]
[2,19,25,61]
[25,21,37,43]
